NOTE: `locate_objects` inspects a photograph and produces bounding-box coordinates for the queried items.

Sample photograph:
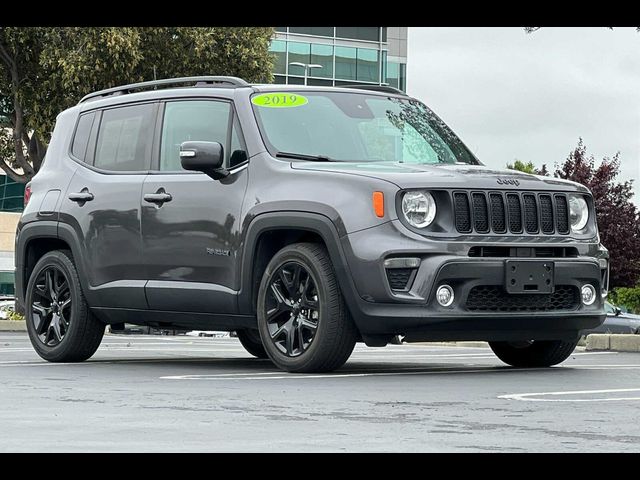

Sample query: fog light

[598,258,608,269]
[436,285,454,307]
[581,284,596,306]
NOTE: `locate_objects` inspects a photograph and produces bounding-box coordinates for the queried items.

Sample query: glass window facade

[310,43,333,78]
[0,175,25,212]
[271,39,286,75]
[336,27,380,42]
[269,27,406,91]
[287,41,311,76]
[356,48,379,83]
[335,46,357,81]
[289,27,334,37]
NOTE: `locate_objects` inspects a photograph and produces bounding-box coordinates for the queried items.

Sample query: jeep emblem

[497,178,520,186]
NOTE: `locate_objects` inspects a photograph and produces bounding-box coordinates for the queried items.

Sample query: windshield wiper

[275,151,332,162]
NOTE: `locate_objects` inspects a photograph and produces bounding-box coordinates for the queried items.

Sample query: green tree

[0,27,275,183]
[507,159,537,174]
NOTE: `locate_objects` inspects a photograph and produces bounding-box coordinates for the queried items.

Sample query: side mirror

[615,307,622,316]
[180,141,228,180]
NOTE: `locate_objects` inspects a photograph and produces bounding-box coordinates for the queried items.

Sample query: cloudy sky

[406,27,640,203]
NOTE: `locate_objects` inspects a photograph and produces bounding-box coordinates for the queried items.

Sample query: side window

[160,100,232,171]
[71,112,96,162]
[94,104,155,172]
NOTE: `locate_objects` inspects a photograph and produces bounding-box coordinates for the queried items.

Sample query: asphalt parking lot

[1,332,639,452]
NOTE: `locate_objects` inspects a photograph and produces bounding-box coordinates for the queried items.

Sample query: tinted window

[94,104,154,171]
[270,40,286,75]
[289,27,334,37]
[336,27,380,42]
[160,100,232,171]
[71,112,95,162]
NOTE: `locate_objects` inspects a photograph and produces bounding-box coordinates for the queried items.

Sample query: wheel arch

[238,212,361,321]
[16,221,89,307]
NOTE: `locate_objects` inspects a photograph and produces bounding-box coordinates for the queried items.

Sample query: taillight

[24,183,32,207]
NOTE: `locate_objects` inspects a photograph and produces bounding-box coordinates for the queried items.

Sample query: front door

[141,99,249,313]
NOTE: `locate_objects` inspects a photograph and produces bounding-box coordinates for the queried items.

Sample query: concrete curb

[585,334,640,352]
[0,320,27,332]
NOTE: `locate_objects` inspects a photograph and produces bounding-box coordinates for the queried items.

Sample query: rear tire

[236,329,268,359]
[25,250,104,362]
[489,338,579,367]
[257,242,357,373]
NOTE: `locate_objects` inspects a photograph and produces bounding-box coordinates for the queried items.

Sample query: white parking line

[499,387,640,402]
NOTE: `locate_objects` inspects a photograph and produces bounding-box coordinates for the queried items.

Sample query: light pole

[288,62,323,86]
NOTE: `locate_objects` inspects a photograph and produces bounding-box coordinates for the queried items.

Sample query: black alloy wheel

[31,266,72,347]
[257,243,358,373]
[265,261,320,357]
[25,250,105,363]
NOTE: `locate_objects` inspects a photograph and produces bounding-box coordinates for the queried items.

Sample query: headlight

[402,191,436,228]
[568,194,589,232]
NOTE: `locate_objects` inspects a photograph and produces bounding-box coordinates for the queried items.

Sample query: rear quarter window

[70,112,96,162]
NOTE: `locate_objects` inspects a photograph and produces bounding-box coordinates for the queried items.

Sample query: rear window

[94,104,155,171]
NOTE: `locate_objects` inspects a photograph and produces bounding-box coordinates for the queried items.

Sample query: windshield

[251,91,479,165]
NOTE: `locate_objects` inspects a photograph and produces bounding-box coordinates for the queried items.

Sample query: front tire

[489,338,579,367]
[257,242,357,373]
[25,250,104,362]
[236,329,268,358]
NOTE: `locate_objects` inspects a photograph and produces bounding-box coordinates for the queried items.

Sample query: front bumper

[338,221,606,341]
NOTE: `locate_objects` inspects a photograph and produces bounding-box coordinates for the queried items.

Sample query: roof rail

[79,76,250,104]
[340,84,406,95]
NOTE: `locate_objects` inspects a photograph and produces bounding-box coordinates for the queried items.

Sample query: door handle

[68,189,94,203]
[144,188,172,205]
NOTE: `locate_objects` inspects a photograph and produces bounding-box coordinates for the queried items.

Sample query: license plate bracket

[505,260,555,294]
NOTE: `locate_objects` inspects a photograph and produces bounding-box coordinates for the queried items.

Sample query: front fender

[237,211,363,324]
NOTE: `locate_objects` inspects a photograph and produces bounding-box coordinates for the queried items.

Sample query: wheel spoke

[45,269,57,302]
[296,323,305,351]
[270,322,288,340]
[299,316,317,331]
[51,316,63,342]
[285,325,295,355]
[32,303,51,335]
[269,282,291,309]
[59,298,71,312]
[56,279,69,297]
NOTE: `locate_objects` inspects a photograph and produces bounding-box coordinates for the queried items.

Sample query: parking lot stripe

[499,387,640,402]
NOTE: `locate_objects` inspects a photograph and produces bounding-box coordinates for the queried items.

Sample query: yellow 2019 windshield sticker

[251,93,308,108]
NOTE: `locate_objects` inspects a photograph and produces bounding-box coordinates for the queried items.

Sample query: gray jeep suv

[15,76,608,372]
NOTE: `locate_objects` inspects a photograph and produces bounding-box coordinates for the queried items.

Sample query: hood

[291,161,589,193]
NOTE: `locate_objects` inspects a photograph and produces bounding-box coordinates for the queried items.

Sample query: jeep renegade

[15,76,608,372]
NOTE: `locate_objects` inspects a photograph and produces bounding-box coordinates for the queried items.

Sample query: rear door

[60,102,157,309]
[140,98,249,313]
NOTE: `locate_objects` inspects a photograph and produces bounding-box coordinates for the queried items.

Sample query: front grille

[386,268,414,291]
[555,195,569,234]
[489,193,506,233]
[466,285,579,312]
[472,193,489,233]
[506,193,523,233]
[453,191,570,235]
[539,194,554,234]
[454,193,472,233]
[523,194,538,233]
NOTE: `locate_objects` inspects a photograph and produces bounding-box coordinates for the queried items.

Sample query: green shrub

[7,310,24,322]
[609,286,640,314]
